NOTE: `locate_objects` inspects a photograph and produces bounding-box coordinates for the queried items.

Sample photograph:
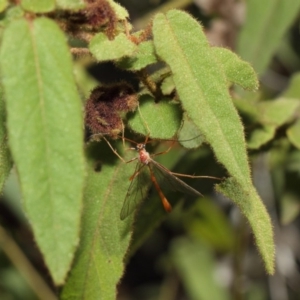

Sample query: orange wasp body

[120,141,210,220]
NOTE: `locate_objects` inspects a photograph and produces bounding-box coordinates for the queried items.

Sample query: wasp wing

[150,160,203,197]
[120,162,151,220]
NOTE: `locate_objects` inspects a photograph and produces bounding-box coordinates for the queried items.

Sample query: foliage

[0,0,299,299]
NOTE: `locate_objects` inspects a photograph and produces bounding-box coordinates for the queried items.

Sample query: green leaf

[247,125,276,149]
[184,198,234,252]
[245,98,300,149]
[61,142,136,299]
[153,10,275,274]
[287,119,300,149]
[0,6,24,28]
[161,75,175,95]
[0,89,12,192]
[212,47,259,91]
[0,0,7,12]
[89,33,137,62]
[286,149,300,173]
[237,0,300,75]
[106,0,129,20]
[233,97,260,123]
[258,98,299,126]
[56,0,85,10]
[177,115,205,149]
[153,10,250,186]
[216,178,275,274]
[171,238,230,300]
[128,94,181,139]
[281,72,300,98]
[21,0,55,12]
[117,41,157,71]
[280,193,300,225]
[0,17,85,284]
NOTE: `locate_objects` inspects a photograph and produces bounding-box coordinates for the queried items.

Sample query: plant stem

[0,226,57,300]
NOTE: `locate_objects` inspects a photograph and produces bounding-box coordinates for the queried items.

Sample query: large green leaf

[153,9,274,274]
[237,0,300,75]
[0,17,85,284]
[61,142,136,300]
[153,10,251,185]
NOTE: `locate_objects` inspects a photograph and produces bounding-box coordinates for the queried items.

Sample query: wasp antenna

[102,136,126,163]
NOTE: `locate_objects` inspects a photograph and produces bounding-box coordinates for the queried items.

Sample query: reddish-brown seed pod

[62,0,118,40]
[84,0,117,39]
[85,83,138,138]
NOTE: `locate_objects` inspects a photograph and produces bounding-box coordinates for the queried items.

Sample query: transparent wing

[120,162,151,220]
[150,160,203,197]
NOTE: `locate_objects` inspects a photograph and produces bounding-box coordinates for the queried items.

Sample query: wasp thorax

[138,146,151,164]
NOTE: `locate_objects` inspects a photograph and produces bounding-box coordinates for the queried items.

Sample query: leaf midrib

[28,20,58,252]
